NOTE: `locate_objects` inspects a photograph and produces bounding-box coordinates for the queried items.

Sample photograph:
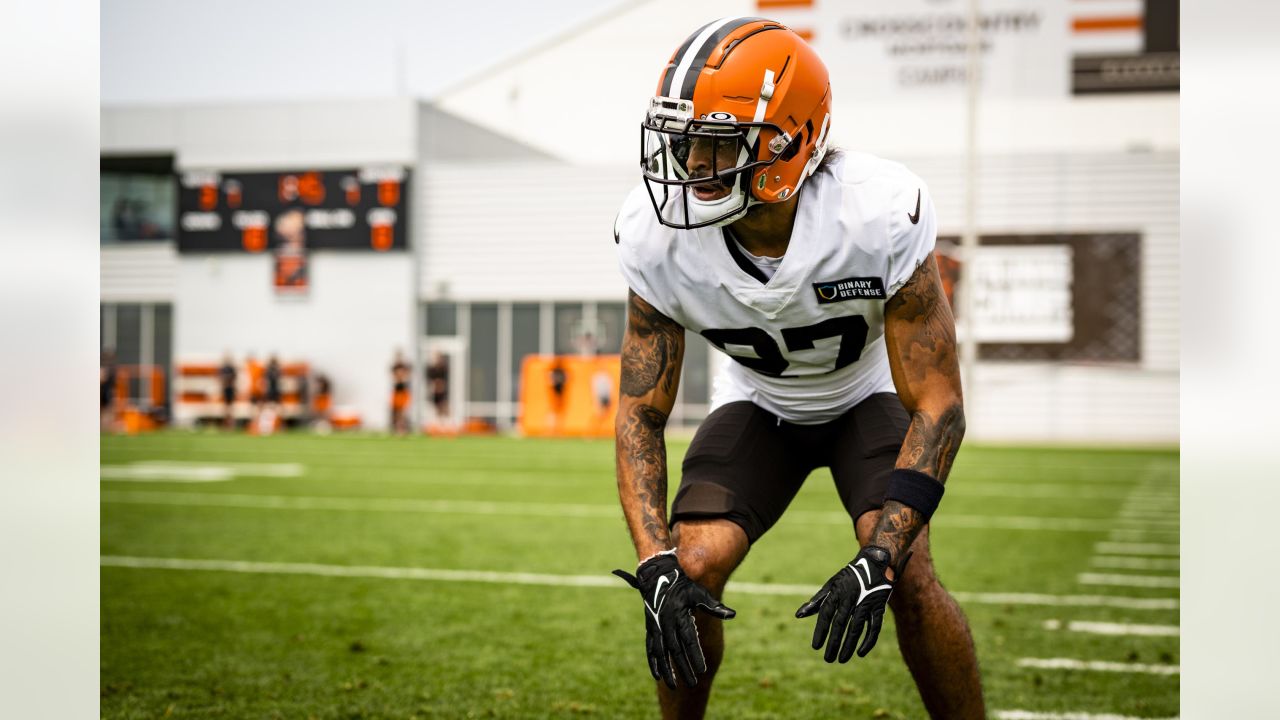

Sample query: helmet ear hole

[780,131,803,162]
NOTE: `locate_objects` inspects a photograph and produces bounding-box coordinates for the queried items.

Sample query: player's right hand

[613,551,736,688]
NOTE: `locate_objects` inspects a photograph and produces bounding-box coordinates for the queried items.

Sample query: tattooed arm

[616,289,686,562]
[872,255,966,573]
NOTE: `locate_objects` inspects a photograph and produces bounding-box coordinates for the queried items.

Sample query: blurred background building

[100,0,1178,442]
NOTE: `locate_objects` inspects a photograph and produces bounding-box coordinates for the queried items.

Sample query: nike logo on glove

[849,558,894,604]
[907,189,921,225]
[652,574,672,612]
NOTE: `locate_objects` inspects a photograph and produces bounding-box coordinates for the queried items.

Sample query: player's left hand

[795,545,911,662]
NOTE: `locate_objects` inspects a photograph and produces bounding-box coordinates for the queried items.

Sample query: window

[596,302,626,354]
[115,304,142,365]
[425,302,458,336]
[153,305,173,409]
[468,304,499,404]
[101,156,176,243]
[553,303,584,355]
[100,302,173,411]
[510,304,540,403]
[681,333,710,407]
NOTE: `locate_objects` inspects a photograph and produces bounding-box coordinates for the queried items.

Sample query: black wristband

[884,469,945,521]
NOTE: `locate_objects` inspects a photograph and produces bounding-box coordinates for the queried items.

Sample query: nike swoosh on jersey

[907,189,921,225]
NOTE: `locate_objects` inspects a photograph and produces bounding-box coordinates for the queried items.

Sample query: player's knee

[678,546,733,595]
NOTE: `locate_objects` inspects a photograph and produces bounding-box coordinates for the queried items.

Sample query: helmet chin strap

[680,184,755,228]
[702,194,757,228]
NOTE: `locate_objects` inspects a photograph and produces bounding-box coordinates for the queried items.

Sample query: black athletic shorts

[671,393,911,544]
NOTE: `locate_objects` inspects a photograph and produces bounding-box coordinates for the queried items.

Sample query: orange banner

[518,355,620,438]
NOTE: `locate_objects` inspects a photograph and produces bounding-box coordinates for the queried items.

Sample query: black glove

[613,552,736,688]
[795,545,911,663]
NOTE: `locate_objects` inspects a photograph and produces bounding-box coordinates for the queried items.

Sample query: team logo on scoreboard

[812,277,886,303]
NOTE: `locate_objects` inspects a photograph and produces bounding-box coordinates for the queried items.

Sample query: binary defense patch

[812,277,887,303]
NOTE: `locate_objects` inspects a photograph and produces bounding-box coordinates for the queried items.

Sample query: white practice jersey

[614,151,937,424]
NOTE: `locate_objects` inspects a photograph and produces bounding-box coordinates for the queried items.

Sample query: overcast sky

[101,0,629,105]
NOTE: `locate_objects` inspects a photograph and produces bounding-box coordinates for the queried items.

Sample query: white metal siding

[101,242,178,302]
[417,164,635,301]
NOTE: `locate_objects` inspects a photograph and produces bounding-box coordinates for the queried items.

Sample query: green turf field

[101,432,1179,719]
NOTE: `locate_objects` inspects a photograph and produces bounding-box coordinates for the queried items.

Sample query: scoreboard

[177,166,410,253]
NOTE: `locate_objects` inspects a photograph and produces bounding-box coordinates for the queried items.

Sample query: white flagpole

[960,0,982,415]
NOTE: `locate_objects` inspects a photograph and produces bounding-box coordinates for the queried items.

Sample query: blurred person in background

[425,351,450,425]
[312,373,333,429]
[592,367,613,419]
[548,359,568,431]
[219,353,237,429]
[390,350,411,435]
[245,353,265,428]
[100,348,118,432]
[612,18,982,719]
[264,354,283,422]
[296,370,309,415]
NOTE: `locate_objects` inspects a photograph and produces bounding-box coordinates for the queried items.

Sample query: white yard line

[1017,657,1179,675]
[104,444,1178,478]
[100,490,1173,534]
[1117,507,1179,517]
[949,592,1176,610]
[99,556,1177,609]
[1093,542,1179,556]
[101,555,620,588]
[101,461,303,482]
[1077,573,1180,589]
[1090,556,1180,571]
[100,466,235,482]
[102,491,623,519]
[1112,518,1179,529]
[1106,529,1179,542]
[1042,619,1179,637]
[103,463,599,485]
[137,461,305,476]
[998,707,1177,712]
[955,484,1135,500]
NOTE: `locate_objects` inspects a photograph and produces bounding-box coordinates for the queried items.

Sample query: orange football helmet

[642,17,832,229]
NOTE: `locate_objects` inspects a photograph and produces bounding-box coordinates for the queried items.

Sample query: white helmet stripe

[667,17,739,104]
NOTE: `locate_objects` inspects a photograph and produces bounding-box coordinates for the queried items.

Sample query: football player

[611,17,984,719]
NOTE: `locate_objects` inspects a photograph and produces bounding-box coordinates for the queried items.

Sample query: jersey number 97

[701,315,870,378]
